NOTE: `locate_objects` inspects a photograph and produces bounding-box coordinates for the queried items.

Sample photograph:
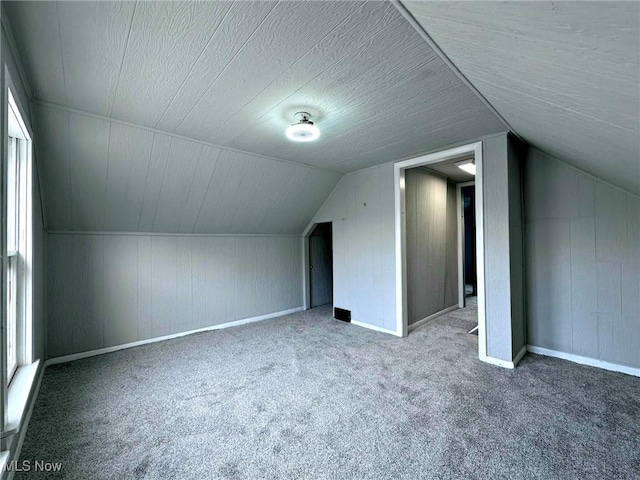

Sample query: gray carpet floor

[17,306,640,479]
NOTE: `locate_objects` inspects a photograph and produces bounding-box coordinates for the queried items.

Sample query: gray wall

[525,148,639,368]
[483,134,524,361]
[312,135,521,346]
[508,136,526,357]
[47,233,302,358]
[313,164,396,332]
[405,168,458,324]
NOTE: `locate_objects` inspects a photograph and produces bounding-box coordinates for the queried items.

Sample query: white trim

[480,355,517,369]
[474,145,487,362]
[513,345,527,367]
[394,142,485,354]
[393,163,407,337]
[5,363,44,480]
[408,305,458,332]
[527,346,640,378]
[46,307,304,366]
[351,320,402,337]
[4,361,39,439]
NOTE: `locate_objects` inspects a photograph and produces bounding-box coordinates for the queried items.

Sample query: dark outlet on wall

[334,307,351,322]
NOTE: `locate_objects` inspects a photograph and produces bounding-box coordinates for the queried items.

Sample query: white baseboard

[46,307,304,366]
[479,353,516,369]
[351,320,402,337]
[527,345,640,377]
[408,305,459,332]
[479,344,528,370]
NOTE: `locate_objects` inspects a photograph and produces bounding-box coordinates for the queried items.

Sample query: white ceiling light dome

[285,112,320,142]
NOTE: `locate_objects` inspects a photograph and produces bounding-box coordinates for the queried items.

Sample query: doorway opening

[308,222,333,308]
[394,142,488,360]
[458,182,477,308]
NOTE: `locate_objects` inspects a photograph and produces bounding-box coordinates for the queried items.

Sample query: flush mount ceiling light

[455,158,476,175]
[285,112,320,142]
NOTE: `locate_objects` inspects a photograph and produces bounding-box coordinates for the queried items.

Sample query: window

[6,88,32,385]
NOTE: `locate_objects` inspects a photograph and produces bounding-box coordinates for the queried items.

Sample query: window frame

[4,85,33,389]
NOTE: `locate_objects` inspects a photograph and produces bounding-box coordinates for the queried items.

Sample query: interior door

[309,223,333,308]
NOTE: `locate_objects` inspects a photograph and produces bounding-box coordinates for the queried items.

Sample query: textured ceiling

[6,0,505,175]
[34,103,342,234]
[404,1,640,195]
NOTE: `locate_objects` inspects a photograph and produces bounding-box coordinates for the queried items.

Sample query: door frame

[308,222,333,308]
[394,141,487,360]
[457,181,475,309]
[302,222,333,310]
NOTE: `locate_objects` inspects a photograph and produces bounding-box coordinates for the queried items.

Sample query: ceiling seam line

[224,16,409,145]
[207,0,369,139]
[171,0,282,134]
[192,149,222,234]
[108,0,138,118]
[55,3,69,106]
[177,144,206,232]
[101,122,113,231]
[391,0,523,143]
[33,99,343,175]
[136,133,157,231]
[149,136,173,232]
[471,77,635,132]
[154,2,236,129]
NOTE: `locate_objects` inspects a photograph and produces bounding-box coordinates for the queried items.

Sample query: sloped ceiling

[404,1,640,195]
[5,0,508,233]
[34,103,342,234]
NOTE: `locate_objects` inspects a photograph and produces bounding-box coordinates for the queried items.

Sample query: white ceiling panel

[154,1,279,133]
[34,104,342,234]
[8,1,505,174]
[173,1,366,142]
[110,1,234,126]
[57,1,136,116]
[404,1,640,194]
[7,0,520,234]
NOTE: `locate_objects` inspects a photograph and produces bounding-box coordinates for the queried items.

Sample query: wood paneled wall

[405,169,458,325]
[47,233,302,358]
[525,149,639,368]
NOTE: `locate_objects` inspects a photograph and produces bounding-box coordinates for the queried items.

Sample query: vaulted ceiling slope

[404,1,640,195]
[34,103,342,234]
[6,0,504,176]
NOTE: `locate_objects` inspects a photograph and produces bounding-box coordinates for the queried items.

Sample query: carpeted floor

[17,306,640,479]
